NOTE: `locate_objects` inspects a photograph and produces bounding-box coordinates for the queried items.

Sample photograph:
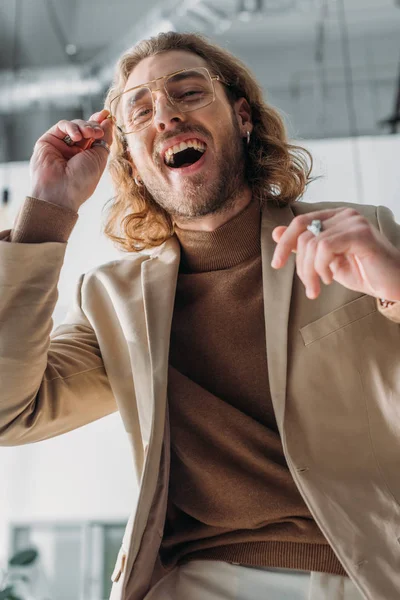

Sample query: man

[1,32,400,600]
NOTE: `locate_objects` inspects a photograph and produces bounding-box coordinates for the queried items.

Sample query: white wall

[0,133,399,567]
[303,135,400,210]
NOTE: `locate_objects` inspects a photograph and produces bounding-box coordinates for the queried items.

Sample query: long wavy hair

[103,32,314,253]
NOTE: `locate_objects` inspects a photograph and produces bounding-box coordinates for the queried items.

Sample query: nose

[152,91,186,132]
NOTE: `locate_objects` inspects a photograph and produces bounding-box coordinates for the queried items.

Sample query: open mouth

[164,139,207,169]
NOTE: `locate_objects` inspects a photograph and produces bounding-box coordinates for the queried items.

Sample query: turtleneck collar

[174,198,262,273]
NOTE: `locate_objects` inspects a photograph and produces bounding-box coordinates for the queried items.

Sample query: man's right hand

[29,109,114,212]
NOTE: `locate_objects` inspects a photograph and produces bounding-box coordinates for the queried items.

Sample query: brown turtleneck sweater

[161,198,346,575]
[7,196,347,577]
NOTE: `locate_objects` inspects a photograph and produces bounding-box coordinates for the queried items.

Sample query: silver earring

[247,130,251,145]
[134,176,143,186]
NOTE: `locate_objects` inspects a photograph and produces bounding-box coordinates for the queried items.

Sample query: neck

[173,186,253,232]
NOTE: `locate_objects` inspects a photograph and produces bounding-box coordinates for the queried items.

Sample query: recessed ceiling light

[65,44,78,56]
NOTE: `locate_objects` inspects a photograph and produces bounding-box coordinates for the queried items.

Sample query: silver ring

[63,134,74,146]
[91,140,110,154]
[307,219,323,237]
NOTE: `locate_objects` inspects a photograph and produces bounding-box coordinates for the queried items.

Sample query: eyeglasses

[109,67,222,134]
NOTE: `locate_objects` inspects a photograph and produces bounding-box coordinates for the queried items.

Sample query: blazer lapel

[122,240,180,596]
[140,237,180,445]
[261,201,296,433]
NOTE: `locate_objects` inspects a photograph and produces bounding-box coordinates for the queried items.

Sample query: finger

[87,110,113,146]
[272,226,299,258]
[299,231,335,294]
[301,212,355,275]
[272,226,287,243]
[34,129,84,158]
[294,229,310,281]
[314,238,335,285]
[271,207,349,268]
[33,138,84,160]
[65,118,108,151]
[85,124,113,157]
[98,115,114,145]
[302,236,321,298]
[49,119,105,146]
[70,119,106,143]
[89,109,110,124]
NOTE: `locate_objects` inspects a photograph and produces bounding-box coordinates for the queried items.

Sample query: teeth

[164,139,206,165]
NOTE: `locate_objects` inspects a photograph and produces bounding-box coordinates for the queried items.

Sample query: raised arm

[0,110,117,445]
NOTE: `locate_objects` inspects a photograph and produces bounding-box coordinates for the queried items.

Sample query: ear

[234,97,253,137]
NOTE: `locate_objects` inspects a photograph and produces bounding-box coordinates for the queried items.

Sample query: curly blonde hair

[103,32,313,253]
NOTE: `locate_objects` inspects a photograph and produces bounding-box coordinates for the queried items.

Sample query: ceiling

[0,0,162,69]
[0,0,399,160]
[0,0,399,69]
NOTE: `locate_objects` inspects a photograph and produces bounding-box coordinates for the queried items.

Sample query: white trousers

[144,560,366,600]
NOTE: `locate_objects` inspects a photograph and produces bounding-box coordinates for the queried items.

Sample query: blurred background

[0,0,399,598]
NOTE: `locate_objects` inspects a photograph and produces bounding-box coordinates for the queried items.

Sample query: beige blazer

[1,199,400,600]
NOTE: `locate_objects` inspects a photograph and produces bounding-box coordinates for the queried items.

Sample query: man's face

[123,50,251,222]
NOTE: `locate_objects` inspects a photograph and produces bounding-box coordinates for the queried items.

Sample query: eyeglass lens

[117,68,214,133]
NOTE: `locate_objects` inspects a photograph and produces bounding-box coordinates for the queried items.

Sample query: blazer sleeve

[0,229,117,446]
[375,205,400,324]
[376,206,400,323]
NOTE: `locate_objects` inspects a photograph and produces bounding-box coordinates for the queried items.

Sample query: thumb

[89,109,114,146]
[100,115,114,146]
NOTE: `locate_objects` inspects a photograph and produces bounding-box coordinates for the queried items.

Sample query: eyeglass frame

[108,66,225,135]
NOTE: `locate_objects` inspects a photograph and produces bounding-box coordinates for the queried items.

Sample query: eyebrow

[125,87,149,107]
[167,70,204,84]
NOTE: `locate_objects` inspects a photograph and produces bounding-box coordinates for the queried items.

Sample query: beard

[140,117,247,223]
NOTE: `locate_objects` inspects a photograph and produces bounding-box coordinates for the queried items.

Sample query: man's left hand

[271,207,400,301]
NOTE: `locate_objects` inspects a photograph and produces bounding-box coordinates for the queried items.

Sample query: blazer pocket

[300,294,377,346]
